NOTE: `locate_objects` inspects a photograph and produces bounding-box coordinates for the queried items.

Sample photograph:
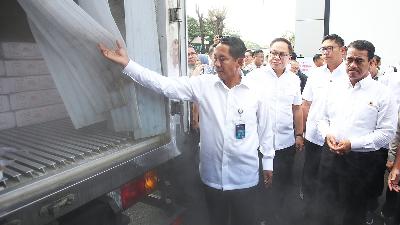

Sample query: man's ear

[237,57,244,67]
[368,59,374,69]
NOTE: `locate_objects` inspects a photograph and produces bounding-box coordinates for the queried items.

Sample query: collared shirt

[122,60,274,190]
[242,63,256,76]
[377,71,400,108]
[248,65,302,150]
[318,75,397,152]
[375,71,400,150]
[302,62,347,146]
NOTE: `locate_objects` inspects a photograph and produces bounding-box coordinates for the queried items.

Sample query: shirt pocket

[314,84,326,98]
[355,101,379,129]
[278,87,297,105]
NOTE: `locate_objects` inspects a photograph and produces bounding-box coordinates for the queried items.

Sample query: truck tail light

[171,215,183,225]
[121,170,158,209]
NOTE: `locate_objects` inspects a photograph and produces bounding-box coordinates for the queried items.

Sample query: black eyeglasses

[269,51,289,59]
[319,46,340,52]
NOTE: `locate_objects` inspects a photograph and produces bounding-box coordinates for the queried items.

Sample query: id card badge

[235,123,245,139]
[235,108,245,139]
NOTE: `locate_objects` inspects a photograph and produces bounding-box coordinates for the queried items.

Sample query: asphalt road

[126,148,392,225]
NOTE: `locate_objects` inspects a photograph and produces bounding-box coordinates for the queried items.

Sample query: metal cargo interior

[0,118,130,190]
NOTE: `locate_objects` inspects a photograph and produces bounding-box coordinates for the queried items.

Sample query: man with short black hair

[249,37,303,224]
[313,40,397,225]
[312,53,324,67]
[253,49,265,68]
[98,36,275,225]
[242,49,255,75]
[301,34,348,221]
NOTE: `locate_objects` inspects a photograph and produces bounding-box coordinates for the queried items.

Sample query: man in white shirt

[312,40,398,225]
[313,53,324,67]
[242,49,255,75]
[253,49,265,69]
[248,37,303,224]
[98,37,274,225]
[301,34,347,219]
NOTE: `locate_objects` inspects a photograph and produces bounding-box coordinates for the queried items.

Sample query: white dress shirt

[318,75,397,152]
[375,71,400,150]
[122,60,274,190]
[377,71,400,108]
[248,65,302,150]
[302,62,347,146]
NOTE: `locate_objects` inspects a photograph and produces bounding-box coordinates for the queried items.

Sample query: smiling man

[313,40,398,225]
[98,37,274,225]
[248,37,303,224]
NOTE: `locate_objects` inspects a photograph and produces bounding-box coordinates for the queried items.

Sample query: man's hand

[387,160,394,171]
[191,64,204,77]
[388,168,400,192]
[98,40,129,67]
[326,135,351,155]
[326,134,338,151]
[295,136,304,152]
[335,139,351,155]
[263,170,273,189]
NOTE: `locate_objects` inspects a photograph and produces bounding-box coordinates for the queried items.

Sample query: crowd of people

[98,33,400,225]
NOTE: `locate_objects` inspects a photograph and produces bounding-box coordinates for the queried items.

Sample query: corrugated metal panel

[124,0,167,138]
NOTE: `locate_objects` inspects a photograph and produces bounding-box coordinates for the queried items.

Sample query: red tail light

[121,170,158,209]
[171,215,183,225]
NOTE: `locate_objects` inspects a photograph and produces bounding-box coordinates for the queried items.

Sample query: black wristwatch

[295,133,303,137]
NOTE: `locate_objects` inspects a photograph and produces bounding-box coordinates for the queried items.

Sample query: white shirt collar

[347,74,373,89]
[214,71,250,90]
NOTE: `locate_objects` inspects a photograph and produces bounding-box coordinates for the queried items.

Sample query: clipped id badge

[235,108,245,139]
[235,123,245,139]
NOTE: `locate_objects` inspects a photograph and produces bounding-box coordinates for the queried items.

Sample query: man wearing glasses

[248,37,303,224]
[300,34,348,221]
[98,37,274,225]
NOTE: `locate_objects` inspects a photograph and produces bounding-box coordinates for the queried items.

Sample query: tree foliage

[243,40,262,50]
[206,8,227,36]
[282,31,295,48]
[187,7,228,52]
[187,16,200,42]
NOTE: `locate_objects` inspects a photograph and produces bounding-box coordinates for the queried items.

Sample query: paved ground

[127,136,391,225]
